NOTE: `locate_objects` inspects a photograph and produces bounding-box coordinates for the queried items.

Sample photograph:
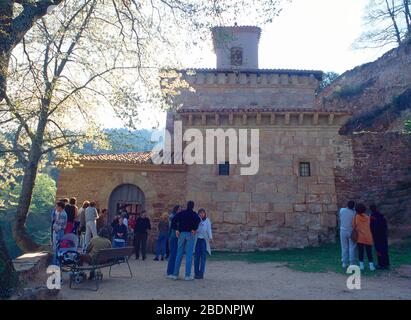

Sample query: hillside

[317,40,411,134]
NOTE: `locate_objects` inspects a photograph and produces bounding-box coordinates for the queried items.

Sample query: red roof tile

[80,151,155,165]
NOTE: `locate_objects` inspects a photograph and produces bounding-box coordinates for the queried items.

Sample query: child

[353,203,376,271]
[194,208,212,279]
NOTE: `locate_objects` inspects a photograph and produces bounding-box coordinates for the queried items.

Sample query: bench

[69,246,134,291]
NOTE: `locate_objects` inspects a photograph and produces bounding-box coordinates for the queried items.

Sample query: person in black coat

[134,211,151,260]
[370,204,390,269]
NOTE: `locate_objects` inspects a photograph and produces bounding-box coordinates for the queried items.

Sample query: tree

[0,1,66,102]
[356,0,411,48]
[316,71,340,95]
[0,0,288,254]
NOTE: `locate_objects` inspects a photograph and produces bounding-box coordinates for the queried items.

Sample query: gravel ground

[59,254,411,300]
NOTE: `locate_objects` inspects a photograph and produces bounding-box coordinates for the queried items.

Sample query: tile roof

[79,151,155,165]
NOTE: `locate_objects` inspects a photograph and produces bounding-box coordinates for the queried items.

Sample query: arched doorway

[108,184,145,221]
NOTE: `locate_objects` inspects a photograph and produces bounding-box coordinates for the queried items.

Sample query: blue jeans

[173,232,195,278]
[112,238,125,248]
[155,234,168,258]
[167,236,178,275]
[194,238,207,278]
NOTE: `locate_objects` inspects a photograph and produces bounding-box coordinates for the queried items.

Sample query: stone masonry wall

[335,132,411,237]
[185,125,343,251]
[57,166,186,251]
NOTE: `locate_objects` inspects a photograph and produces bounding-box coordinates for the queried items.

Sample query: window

[299,162,311,177]
[219,162,230,176]
[230,47,243,66]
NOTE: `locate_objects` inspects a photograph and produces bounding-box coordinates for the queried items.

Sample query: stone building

[57,26,351,251]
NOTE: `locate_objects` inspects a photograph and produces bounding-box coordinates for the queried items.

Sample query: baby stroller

[56,233,86,284]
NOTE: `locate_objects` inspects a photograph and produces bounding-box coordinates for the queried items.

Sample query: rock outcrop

[317,40,411,134]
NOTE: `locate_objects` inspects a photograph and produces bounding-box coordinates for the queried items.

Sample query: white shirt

[197,218,212,240]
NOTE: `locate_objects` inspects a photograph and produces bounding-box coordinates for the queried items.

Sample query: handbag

[351,216,358,242]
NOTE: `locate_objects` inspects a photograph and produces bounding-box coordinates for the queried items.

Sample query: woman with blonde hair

[154,212,170,261]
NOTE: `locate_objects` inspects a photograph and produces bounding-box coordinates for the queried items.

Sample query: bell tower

[212,25,262,70]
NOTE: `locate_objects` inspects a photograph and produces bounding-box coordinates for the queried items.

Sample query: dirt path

[60,254,411,300]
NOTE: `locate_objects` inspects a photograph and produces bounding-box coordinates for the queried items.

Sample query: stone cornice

[176,68,323,86]
[174,109,351,127]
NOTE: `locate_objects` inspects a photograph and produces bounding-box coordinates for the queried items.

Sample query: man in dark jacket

[170,201,201,281]
[134,211,151,260]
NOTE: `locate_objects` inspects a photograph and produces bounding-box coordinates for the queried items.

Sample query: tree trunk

[404,0,411,35]
[385,0,402,44]
[0,1,13,102]
[0,224,18,299]
[12,110,49,253]
[12,152,42,252]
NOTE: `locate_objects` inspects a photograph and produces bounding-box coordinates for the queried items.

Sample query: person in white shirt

[193,208,213,279]
[84,201,99,248]
[339,200,357,268]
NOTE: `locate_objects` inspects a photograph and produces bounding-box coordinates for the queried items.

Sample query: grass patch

[210,239,411,276]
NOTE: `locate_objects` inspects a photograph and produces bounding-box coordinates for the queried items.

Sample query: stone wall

[334,132,411,237]
[170,70,321,110]
[180,112,349,251]
[57,165,186,251]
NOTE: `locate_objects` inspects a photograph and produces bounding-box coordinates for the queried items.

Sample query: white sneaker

[184,276,194,281]
[359,262,365,271]
[169,275,178,280]
[369,262,376,271]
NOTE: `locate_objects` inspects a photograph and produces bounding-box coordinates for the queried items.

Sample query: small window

[219,162,230,176]
[299,162,311,177]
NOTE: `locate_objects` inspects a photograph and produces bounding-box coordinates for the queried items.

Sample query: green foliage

[210,240,411,276]
[0,173,56,258]
[331,78,376,100]
[317,71,340,94]
[80,128,156,154]
[405,120,411,132]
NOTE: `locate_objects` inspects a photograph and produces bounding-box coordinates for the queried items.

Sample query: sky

[103,0,393,129]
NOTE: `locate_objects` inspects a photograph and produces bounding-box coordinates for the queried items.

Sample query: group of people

[339,201,390,271]
[51,197,213,280]
[51,198,109,254]
[166,202,213,280]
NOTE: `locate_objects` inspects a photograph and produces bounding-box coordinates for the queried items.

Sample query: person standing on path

[338,200,357,268]
[134,211,151,260]
[84,201,99,248]
[170,201,201,281]
[166,205,182,277]
[194,208,213,279]
[353,203,376,271]
[370,204,390,269]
